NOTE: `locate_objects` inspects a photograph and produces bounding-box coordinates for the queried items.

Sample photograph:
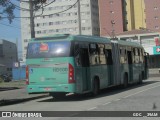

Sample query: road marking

[123,84,160,98]
[87,107,97,111]
[102,102,111,106]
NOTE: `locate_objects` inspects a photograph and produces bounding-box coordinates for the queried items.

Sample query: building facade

[126,0,146,31]
[0,40,18,75]
[98,0,124,37]
[20,0,100,61]
[145,0,160,32]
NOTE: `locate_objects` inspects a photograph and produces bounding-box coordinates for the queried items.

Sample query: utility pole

[29,0,35,38]
[78,0,81,35]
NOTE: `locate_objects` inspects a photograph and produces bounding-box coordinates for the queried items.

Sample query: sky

[0,1,22,58]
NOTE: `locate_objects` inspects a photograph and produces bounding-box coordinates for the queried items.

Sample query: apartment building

[145,0,160,32]
[99,0,147,37]
[126,0,146,31]
[98,0,124,37]
[20,0,100,61]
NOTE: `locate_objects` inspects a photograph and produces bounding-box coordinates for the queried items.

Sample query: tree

[0,0,47,24]
[0,0,15,24]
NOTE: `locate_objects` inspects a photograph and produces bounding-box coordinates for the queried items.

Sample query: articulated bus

[26,34,149,98]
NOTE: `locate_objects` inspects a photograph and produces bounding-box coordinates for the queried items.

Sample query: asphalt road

[0,77,160,120]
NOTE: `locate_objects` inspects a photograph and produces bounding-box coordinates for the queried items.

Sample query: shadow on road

[0,87,19,92]
[38,80,159,103]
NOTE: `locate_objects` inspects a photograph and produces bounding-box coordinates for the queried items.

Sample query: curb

[0,94,49,106]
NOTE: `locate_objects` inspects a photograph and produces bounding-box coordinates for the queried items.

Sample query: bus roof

[30,34,111,44]
[30,34,143,48]
[73,35,111,43]
[114,40,143,48]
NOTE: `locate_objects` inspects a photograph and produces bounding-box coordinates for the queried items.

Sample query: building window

[81,19,87,23]
[110,11,114,14]
[154,16,158,19]
[109,0,113,4]
[36,23,40,27]
[155,26,159,29]
[37,31,41,34]
[154,7,158,10]
[49,22,53,25]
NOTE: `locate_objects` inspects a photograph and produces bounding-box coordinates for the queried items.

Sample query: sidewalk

[149,68,160,77]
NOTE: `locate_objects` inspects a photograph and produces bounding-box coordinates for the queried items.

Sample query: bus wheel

[123,74,128,88]
[138,74,142,84]
[92,79,99,96]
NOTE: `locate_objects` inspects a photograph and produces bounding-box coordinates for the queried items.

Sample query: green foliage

[0,0,48,23]
[0,0,15,23]
[33,0,47,11]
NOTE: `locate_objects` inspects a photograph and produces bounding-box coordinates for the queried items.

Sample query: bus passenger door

[80,48,90,91]
[74,44,90,92]
[104,47,113,86]
[127,50,133,82]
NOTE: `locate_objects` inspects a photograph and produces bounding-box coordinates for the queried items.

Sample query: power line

[1,0,79,18]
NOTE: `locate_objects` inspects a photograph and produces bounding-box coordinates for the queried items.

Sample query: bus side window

[74,43,80,56]
[135,48,140,63]
[140,49,144,63]
[119,46,127,64]
[98,44,106,65]
[75,54,81,66]
[74,43,81,66]
[74,42,90,67]
[89,44,99,65]
[132,48,140,63]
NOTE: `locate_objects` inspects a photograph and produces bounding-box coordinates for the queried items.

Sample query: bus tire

[91,78,99,96]
[138,74,142,84]
[123,74,128,88]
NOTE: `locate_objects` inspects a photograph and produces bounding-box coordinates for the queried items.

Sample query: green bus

[26,34,149,98]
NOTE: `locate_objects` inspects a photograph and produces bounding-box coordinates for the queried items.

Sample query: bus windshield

[27,41,71,58]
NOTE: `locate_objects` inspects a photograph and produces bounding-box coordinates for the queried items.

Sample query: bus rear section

[26,40,76,96]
